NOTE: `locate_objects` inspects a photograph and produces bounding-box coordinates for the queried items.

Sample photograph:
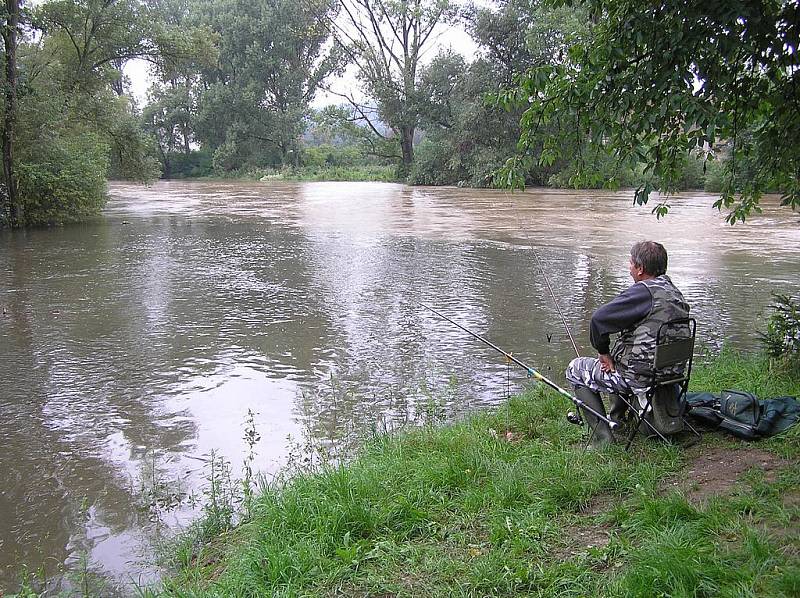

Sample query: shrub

[17,132,110,225]
[703,157,727,193]
[212,139,241,173]
[676,153,707,190]
[408,138,464,185]
[106,112,162,182]
[758,293,800,362]
[409,137,518,188]
[548,150,640,189]
[164,150,215,178]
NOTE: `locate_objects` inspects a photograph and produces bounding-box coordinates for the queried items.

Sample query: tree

[0,0,210,227]
[1,0,22,227]
[142,83,193,177]
[179,0,339,172]
[326,0,456,176]
[34,0,155,92]
[410,0,586,187]
[133,0,217,176]
[502,0,800,223]
[463,0,548,86]
[30,0,173,184]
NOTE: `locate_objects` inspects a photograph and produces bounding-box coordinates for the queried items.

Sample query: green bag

[686,390,800,439]
[718,390,761,439]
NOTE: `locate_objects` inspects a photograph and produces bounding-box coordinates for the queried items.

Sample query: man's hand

[598,353,615,373]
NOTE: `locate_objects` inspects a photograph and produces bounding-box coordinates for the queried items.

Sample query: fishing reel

[566,410,584,426]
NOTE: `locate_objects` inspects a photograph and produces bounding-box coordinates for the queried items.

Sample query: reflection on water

[1,180,798,593]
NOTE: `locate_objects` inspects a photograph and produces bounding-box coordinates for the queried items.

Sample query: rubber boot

[574,386,613,448]
[609,393,629,425]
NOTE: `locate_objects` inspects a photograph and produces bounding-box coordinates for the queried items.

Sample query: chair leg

[583,420,598,453]
[683,417,701,440]
[624,396,671,450]
[624,417,638,450]
[619,392,643,450]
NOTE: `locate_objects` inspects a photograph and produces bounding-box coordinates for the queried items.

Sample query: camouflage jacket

[609,276,690,389]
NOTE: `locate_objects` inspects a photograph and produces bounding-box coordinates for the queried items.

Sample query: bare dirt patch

[559,525,612,558]
[554,496,616,559]
[580,493,616,517]
[782,490,800,509]
[661,445,789,504]
[557,445,793,562]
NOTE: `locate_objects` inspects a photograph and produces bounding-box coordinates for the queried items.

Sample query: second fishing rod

[416,301,618,430]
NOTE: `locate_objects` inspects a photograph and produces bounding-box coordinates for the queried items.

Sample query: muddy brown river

[1,181,798,594]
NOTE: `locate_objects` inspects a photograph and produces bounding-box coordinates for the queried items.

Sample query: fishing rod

[530,248,581,358]
[416,301,618,430]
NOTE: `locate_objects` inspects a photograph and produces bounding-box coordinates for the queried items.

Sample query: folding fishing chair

[616,317,701,449]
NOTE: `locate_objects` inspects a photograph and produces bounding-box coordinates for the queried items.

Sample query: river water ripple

[0,181,798,593]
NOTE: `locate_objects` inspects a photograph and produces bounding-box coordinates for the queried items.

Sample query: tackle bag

[686,390,800,439]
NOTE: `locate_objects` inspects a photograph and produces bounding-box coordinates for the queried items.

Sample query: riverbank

[166,165,401,184]
[272,165,398,183]
[150,350,800,596]
[156,167,699,189]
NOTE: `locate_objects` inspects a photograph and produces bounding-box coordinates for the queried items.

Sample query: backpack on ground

[686,390,800,439]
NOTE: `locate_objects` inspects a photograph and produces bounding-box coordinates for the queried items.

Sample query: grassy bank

[142,350,797,597]
[275,165,398,183]
[157,165,400,184]
[190,165,400,183]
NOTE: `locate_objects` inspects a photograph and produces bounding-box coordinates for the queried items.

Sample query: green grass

[148,350,799,597]
[201,165,399,183]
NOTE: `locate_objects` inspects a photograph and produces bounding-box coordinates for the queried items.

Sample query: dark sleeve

[590,284,653,354]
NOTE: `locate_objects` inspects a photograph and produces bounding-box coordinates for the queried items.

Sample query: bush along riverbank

[141,349,800,597]
[176,165,402,184]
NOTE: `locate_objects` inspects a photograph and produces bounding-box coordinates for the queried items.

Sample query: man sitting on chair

[565,241,690,447]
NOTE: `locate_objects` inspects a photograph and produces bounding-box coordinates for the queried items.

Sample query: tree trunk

[111,58,125,96]
[182,124,191,154]
[399,125,415,177]
[158,143,171,178]
[182,79,192,154]
[2,0,21,227]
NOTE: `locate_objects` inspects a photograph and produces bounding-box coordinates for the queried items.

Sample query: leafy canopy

[1,0,174,226]
[410,0,587,187]
[501,0,800,223]
[186,0,340,171]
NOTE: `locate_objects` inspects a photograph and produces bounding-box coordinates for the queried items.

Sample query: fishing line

[514,199,580,358]
[514,200,583,425]
[505,354,511,432]
[528,245,585,426]
[530,247,581,359]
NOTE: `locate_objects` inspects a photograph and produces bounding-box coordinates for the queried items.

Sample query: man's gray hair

[630,241,667,276]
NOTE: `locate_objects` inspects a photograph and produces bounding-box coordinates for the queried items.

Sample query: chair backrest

[654,337,694,370]
[623,318,699,444]
[652,317,696,385]
[645,318,697,436]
